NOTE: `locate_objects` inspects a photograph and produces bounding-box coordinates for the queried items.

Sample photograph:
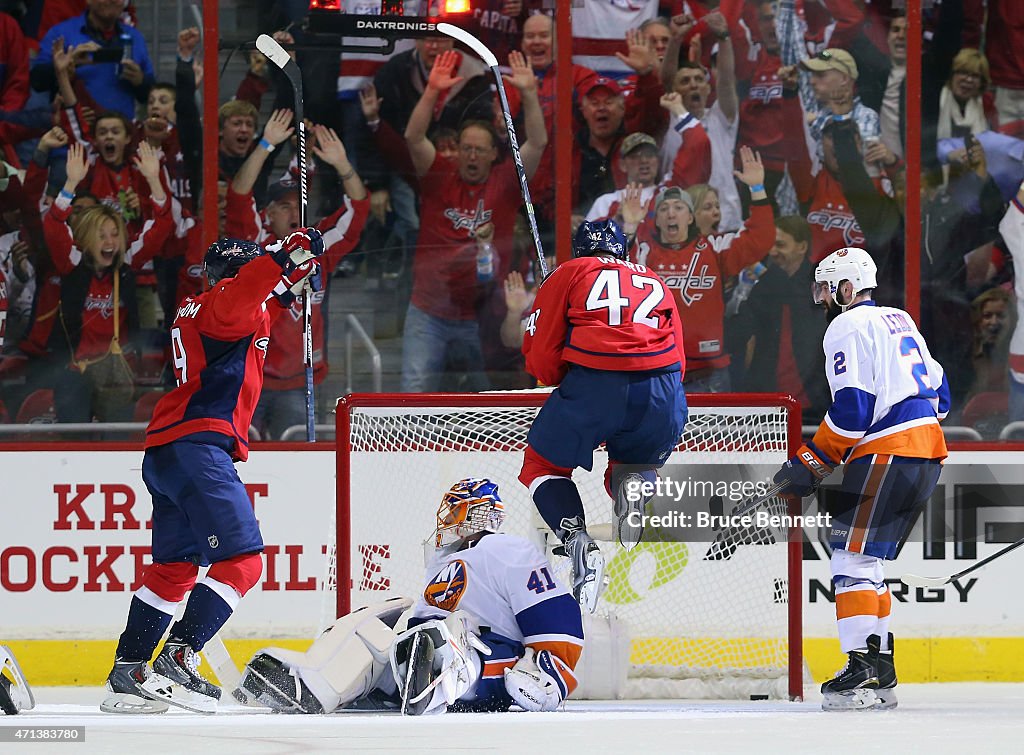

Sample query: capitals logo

[658,250,717,306]
[424,559,469,612]
[806,207,864,247]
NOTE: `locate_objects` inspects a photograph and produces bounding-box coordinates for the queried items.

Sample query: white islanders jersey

[813,301,949,463]
[411,533,583,673]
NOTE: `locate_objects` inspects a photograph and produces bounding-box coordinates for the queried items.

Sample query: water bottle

[119,31,133,72]
[726,261,766,316]
[476,242,495,283]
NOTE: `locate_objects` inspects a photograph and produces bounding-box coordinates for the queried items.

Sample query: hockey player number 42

[585,270,666,327]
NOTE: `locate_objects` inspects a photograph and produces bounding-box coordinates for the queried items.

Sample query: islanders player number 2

[585,269,666,327]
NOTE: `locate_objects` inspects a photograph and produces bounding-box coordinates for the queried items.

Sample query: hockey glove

[503,648,573,712]
[269,227,326,284]
[773,442,835,498]
[272,261,323,308]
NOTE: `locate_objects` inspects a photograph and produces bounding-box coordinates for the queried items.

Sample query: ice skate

[100,658,170,714]
[821,649,879,711]
[614,472,649,551]
[563,526,605,614]
[867,633,898,710]
[142,641,221,714]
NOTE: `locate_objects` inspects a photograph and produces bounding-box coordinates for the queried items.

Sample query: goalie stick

[901,536,1024,588]
[255,33,315,443]
[436,22,549,279]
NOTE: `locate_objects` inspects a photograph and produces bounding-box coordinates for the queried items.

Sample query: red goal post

[332,391,804,700]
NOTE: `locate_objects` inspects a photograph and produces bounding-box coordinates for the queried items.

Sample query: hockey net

[328,392,803,700]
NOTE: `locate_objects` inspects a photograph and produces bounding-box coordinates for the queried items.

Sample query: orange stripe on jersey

[847,423,948,463]
[877,586,892,619]
[528,641,583,695]
[848,455,889,553]
[835,588,880,620]
[529,640,583,670]
[813,423,857,465]
[481,659,517,678]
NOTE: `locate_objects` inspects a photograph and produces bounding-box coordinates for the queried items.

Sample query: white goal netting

[327,392,802,700]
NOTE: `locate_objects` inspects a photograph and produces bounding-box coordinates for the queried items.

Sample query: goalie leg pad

[0,645,34,714]
[237,597,413,714]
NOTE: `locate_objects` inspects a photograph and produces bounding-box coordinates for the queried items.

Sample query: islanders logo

[424,560,469,612]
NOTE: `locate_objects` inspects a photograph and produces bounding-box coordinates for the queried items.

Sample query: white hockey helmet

[434,478,505,548]
[813,247,877,306]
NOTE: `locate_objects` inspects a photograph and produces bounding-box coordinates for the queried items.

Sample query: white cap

[813,247,877,304]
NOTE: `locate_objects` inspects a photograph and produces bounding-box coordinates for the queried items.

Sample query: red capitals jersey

[413,154,521,321]
[225,191,370,389]
[635,202,774,371]
[146,255,288,461]
[522,255,685,387]
[804,170,867,264]
[736,52,788,171]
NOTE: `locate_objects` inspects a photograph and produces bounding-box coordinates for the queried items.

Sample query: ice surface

[6,684,1023,754]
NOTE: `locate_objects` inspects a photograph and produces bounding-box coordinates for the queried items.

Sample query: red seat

[15,389,56,424]
[961,391,1009,438]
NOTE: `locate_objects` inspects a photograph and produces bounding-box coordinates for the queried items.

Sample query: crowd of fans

[1,0,1024,441]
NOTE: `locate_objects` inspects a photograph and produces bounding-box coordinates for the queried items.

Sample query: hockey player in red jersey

[102,229,325,715]
[518,219,688,613]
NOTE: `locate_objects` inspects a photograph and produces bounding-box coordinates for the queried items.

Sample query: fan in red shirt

[44,141,174,422]
[518,217,687,615]
[225,112,369,439]
[629,146,775,392]
[401,48,547,392]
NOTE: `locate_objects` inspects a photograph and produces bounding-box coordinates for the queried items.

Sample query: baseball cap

[580,76,622,98]
[620,132,658,157]
[800,48,859,80]
[654,186,694,213]
[267,178,300,204]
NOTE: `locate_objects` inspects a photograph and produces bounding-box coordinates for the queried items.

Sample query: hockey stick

[256,33,315,443]
[730,480,790,518]
[901,537,1024,588]
[436,22,548,279]
[203,634,242,691]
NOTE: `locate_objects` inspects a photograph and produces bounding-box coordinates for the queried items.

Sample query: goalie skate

[142,641,222,714]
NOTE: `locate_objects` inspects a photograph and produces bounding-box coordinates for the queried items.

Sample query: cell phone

[964,133,978,150]
[90,47,124,64]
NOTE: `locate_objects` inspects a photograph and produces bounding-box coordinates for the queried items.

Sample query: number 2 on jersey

[899,335,932,395]
[585,269,665,327]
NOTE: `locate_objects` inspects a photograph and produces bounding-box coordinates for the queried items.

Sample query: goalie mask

[812,247,877,308]
[434,478,505,548]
